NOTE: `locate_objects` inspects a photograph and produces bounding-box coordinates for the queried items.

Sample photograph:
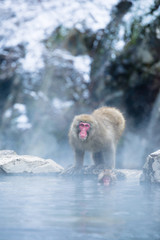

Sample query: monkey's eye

[85,123,90,128]
[79,123,85,128]
[79,122,90,130]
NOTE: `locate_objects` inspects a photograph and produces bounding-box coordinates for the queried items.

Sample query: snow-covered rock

[61,164,142,183]
[0,150,64,174]
[140,149,160,184]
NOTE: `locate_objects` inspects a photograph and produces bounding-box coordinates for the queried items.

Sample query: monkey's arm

[74,149,85,168]
[91,140,115,169]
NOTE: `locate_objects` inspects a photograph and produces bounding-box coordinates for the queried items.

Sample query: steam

[0,0,157,168]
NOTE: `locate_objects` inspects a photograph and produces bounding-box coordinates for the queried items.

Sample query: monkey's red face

[78,122,91,140]
[102,176,111,186]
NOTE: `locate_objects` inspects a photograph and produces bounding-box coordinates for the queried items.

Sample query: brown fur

[69,106,125,169]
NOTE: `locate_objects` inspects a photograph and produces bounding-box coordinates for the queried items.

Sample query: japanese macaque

[67,106,125,174]
[98,170,117,186]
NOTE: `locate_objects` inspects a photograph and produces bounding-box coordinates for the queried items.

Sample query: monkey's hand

[60,165,83,176]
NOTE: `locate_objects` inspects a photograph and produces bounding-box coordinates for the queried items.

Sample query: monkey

[65,106,125,175]
[98,169,117,186]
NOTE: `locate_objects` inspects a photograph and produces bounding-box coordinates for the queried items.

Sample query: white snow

[156,28,160,39]
[0,151,64,173]
[13,103,32,129]
[0,0,118,73]
[16,115,32,130]
[52,49,92,83]
[124,0,158,31]
[3,103,32,130]
[0,0,156,76]
[52,98,73,110]
[4,109,12,119]
[74,55,92,83]
[14,103,26,114]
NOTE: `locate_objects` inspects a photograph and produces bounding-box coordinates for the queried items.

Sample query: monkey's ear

[72,118,80,129]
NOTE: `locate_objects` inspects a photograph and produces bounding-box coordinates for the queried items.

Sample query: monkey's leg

[61,149,85,175]
[92,152,104,166]
[83,152,105,174]
[74,149,85,168]
[102,146,115,169]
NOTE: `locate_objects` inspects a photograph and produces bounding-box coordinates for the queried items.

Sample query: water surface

[0,171,160,240]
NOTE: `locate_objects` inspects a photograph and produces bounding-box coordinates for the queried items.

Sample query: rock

[0,45,25,80]
[0,150,17,156]
[0,150,64,174]
[146,93,160,154]
[136,47,154,64]
[140,149,160,184]
[61,165,141,183]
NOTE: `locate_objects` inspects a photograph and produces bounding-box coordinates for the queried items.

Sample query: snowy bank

[0,150,63,174]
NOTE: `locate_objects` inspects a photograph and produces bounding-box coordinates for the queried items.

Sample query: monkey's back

[69,106,125,152]
[92,107,125,142]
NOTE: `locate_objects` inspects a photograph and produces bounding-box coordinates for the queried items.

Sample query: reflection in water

[0,173,160,240]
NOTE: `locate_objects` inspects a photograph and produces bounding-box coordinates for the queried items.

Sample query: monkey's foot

[60,166,84,176]
[84,164,105,175]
